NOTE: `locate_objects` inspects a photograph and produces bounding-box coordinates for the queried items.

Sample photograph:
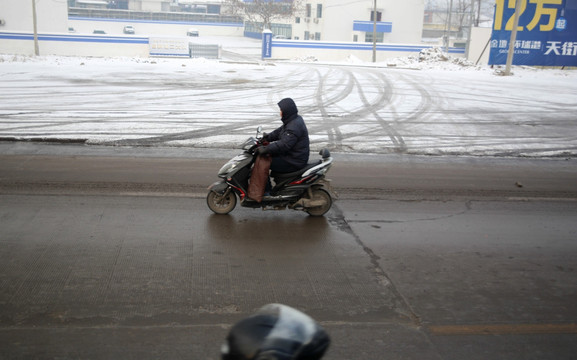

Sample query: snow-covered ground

[1,37,576,158]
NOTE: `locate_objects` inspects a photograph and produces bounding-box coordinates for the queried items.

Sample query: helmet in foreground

[221,304,330,360]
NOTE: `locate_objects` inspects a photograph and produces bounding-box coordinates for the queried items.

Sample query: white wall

[324,0,368,41]
[468,27,492,66]
[0,0,237,57]
[130,0,170,12]
[68,18,244,37]
[292,0,425,43]
[0,32,151,57]
[270,40,465,62]
[1,0,68,33]
[382,0,425,43]
[271,45,416,62]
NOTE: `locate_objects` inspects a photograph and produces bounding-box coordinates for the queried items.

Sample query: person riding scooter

[255,98,310,174]
[206,126,334,216]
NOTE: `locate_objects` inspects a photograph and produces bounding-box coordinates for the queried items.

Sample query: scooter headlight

[241,137,257,150]
[218,162,236,177]
[218,154,250,177]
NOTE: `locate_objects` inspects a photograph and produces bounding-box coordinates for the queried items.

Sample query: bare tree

[224,0,303,31]
[427,0,494,24]
[453,0,472,37]
[427,0,495,37]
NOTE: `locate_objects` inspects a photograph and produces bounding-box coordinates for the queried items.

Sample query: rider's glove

[255,146,269,156]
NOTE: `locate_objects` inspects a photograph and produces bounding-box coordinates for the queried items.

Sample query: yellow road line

[429,323,577,336]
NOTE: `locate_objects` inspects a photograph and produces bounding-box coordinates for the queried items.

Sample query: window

[306,4,311,17]
[304,31,310,40]
[365,32,384,43]
[424,11,433,24]
[295,17,300,23]
[370,11,382,22]
[316,4,322,18]
[315,32,321,40]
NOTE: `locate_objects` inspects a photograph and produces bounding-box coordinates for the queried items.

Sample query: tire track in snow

[352,70,406,153]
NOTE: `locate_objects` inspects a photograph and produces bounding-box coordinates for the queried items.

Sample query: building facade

[291,0,425,44]
[1,0,68,33]
[129,0,172,11]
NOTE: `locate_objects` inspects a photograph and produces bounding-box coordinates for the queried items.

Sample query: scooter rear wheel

[207,190,237,215]
[306,188,332,217]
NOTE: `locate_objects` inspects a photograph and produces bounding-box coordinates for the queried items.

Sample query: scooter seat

[271,160,322,180]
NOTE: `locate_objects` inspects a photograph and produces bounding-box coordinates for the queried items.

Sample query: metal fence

[244,22,292,39]
[68,7,243,25]
[189,43,221,59]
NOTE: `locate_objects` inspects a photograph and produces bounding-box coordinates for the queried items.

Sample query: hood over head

[278,98,298,123]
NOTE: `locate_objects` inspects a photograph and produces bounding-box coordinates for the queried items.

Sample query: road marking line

[508,197,577,202]
[429,323,577,336]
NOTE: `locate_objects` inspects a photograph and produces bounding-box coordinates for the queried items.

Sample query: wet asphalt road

[1,143,577,359]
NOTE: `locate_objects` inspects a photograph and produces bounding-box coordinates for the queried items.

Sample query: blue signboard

[489,0,577,66]
[353,21,393,33]
[262,31,273,59]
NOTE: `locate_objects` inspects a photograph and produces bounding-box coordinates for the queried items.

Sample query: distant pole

[504,0,523,75]
[446,0,453,54]
[372,0,377,62]
[476,0,482,26]
[31,0,39,56]
[465,0,475,59]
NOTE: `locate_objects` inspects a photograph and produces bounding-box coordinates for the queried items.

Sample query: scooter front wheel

[207,190,237,215]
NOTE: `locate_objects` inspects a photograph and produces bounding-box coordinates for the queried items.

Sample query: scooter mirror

[256,126,263,139]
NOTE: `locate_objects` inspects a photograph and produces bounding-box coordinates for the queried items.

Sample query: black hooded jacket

[265,98,310,172]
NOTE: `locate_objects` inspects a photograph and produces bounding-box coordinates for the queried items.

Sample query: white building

[0,0,68,33]
[129,0,172,12]
[129,0,222,13]
[292,0,425,43]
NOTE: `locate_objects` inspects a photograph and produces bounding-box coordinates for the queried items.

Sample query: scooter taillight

[290,175,314,185]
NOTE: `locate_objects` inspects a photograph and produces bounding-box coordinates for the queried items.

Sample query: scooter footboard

[274,185,308,197]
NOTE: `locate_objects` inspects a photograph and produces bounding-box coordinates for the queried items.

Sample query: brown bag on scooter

[248,154,272,203]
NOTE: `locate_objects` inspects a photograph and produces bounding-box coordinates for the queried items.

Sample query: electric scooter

[207,127,334,216]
